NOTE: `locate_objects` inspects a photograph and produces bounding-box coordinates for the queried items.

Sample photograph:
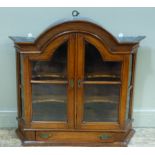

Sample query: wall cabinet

[10,20,145,146]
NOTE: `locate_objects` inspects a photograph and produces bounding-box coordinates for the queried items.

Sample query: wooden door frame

[22,34,76,129]
[75,33,128,130]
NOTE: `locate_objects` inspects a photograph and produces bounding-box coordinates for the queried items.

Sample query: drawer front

[36,131,124,143]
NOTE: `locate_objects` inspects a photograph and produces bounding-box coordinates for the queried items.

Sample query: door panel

[76,34,123,130]
[31,42,68,122]
[29,34,75,129]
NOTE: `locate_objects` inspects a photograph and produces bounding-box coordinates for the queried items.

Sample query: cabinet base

[16,129,135,147]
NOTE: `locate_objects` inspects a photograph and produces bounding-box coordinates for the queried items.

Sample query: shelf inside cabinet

[32,95,118,104]
[83,81,121,85]
[31,80,68,84]
[32,95,67,104]
[31,72,121,83]
[87,73,119,78]
[85,95,119,104]
[32,72,66,80]
[85,73,120,81]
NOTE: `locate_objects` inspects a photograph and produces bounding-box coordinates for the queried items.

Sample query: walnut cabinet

[10,20,145,146]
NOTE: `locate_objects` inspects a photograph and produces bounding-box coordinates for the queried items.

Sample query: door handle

[69,79,74,88]
[39,133,53,139]
[98,134,112,140]
[78,79,83,88]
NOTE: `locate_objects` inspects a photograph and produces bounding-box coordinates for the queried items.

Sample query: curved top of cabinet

[9,20,145,54]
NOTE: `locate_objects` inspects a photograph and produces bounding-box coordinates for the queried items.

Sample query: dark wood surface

[10,20,144,146]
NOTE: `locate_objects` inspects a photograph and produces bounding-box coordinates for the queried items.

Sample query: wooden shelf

[86,73,120,79]
[33,95,66,104]
[32,95,119,104]
[85,96,119,104]
[32,73,66,79]
[32,73,120,80]
[31,80,68,84]
[83,81,121,85]
[31,80,121,85]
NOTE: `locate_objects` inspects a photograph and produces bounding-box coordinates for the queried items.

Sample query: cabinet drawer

[36,131,123,143]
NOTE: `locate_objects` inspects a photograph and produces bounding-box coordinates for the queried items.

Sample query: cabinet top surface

[9,20,145,45]
[9,35,145,44]
[116,36,145,43]
[9,36,35,43]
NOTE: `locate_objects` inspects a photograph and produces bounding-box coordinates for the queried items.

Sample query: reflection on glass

[128,55,133,87]
[32,84,67,121]
[31,42,67,80]
[84,85,120,122]
[126,90,131,120]
[84,41,121,81]
[126,55,133,120]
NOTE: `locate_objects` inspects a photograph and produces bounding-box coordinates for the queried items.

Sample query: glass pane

[84,41,121,81]
[128,55,133,87]
[31,42,67,80]
[31,41,68,122]
[126,90,131,120]
[84,85,120,122]
[32,84,67,121]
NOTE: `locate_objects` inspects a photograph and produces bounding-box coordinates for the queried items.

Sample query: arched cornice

[10,20,145,54]
[35,20,118,50]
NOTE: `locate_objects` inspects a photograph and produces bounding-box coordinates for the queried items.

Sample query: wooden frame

[10,20,145,146]
[28,34,75,129]
[75,33,126,130]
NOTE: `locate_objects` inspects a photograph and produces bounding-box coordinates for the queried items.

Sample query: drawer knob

[99,134,112,140]
[39,133,52,139]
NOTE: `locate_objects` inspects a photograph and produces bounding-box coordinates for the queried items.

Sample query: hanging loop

[72,10,80,17]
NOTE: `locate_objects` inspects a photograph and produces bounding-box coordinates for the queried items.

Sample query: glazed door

[28,34,75,129]
[24,33,125,130]
[76,34,124,130]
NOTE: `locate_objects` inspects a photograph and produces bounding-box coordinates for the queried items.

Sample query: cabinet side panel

[20,55,25,120]
[126,54,133,121]
[16,52,22,124]
[119,55,130,128]
[129,52,138,120]
[22,56,32,127]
